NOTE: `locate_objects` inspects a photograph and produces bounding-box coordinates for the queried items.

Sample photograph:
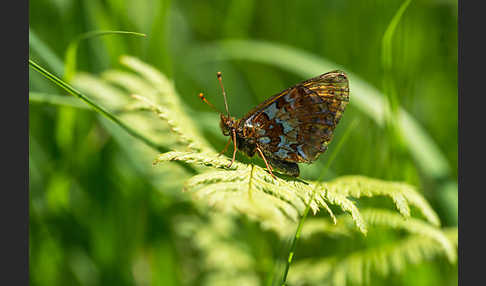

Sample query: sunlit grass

[29,0,457,285]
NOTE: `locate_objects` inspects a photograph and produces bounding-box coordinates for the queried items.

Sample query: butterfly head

[219,114,237,136]
[199,71,238,137]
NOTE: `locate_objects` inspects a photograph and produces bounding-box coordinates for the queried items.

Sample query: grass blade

[29,92,89,109]
[278,120,359,286]
[29,59,197,174]
[29,29,65,75]
[64,30,146,82]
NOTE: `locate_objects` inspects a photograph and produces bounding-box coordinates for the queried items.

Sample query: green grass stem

[29,59,196,174]
[64,30,146,82]
[279,120,358,286]
[29,92,89,109]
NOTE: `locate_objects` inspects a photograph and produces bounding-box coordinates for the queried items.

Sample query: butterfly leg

[218,137,232,156]
[227,129,238,168]
[266,157,300,177]
[256,147,276,179]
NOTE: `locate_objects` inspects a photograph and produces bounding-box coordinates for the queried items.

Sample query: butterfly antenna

[198,93,220,113]
[217,72,231,117]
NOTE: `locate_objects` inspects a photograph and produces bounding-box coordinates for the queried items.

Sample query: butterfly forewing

[240,70,349,164]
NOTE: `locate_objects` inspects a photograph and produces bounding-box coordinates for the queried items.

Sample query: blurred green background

[29,0,457,285]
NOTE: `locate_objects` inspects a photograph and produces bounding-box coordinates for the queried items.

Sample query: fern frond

[288,223,458,286]
[186,166,301,234]
[36,55,453,285]
[156,147,442,237]
[174,215,259,286]
[360,209,456,262]
[319,187,367,234]
[71,73,131,109]
[119,55,173,93]
[155,151,242,170]
[300,209,455,262]
[300,218,352,239]
[444,227,458,247]
[72,55,213,154]
[102,70,160,102]
[156,150,363,235]
[118,56,213,152]
[326,175,440,226]
[70,57,440,243]
[184,169,249,190]
[130,94,206,150]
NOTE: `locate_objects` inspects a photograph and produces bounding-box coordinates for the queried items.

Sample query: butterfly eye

[219,119,231,136]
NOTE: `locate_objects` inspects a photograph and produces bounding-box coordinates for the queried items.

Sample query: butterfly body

[219,70,349,177]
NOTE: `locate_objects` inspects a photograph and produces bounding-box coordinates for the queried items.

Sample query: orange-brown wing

[241,70,349,163]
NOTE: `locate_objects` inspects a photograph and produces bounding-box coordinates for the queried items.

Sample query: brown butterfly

[199,70,349,178]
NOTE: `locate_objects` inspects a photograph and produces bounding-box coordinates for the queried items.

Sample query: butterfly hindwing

[241,70,349,164]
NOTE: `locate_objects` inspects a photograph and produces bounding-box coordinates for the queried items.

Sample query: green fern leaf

[155,151,357,235]
[360,209,455,262]
[71,56,441,239]
[155,151,240,170]
[174,214,260,286]
[326,175,440,226]
[33,55,451,285]
[72,55,213,154]
[289,210,457,286]
[290,232,457,286]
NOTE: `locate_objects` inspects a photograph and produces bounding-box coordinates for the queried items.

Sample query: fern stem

[248,164,255,200]
[280,191,314,286]
[319,119,359,181]
[279,119,358,285]
[29,59,196,174]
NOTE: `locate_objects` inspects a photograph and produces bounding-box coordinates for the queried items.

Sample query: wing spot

[297,145,308,160]
[259,137,271,144]
[276,118,293,134]
[263,102,278,120]
[274,148,289,159]
[277,135,287,148]
[284,93,295,103]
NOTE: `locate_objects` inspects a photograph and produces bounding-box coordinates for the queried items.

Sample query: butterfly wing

[241,70,349,163]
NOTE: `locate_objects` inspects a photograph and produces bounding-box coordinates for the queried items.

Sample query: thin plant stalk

[64,30,146,82]
[29,59,196,174]
[280,119,358,285]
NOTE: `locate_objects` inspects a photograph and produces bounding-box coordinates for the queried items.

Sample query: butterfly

[198,70,349,178]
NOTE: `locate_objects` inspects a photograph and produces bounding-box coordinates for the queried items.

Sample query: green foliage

[289,210,457,286]
[31,53,457,286]
[147,70,456,283]
[64,31,146,82]
[39,54,455,284]
[29,1,457,285]
[190,39,450,181]
[175,214,261,286]
[73,55,212,153]
[326,176,440,226]
[81,58,439,240]
[382,0,413,70]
